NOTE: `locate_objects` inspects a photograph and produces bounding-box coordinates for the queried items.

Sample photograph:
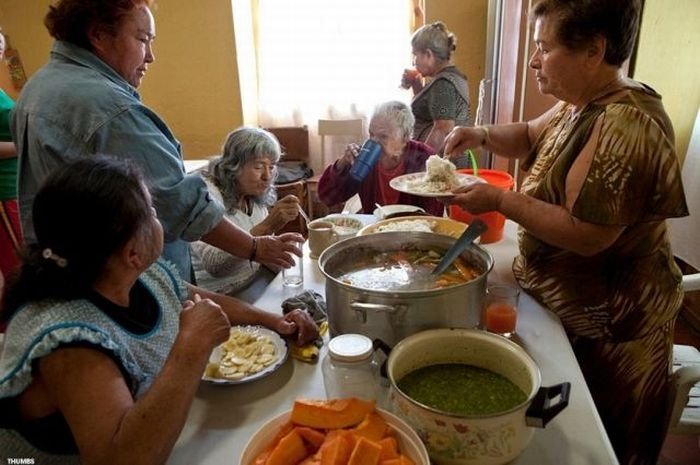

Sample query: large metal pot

[318,231,494,345]
[386,328,570,465]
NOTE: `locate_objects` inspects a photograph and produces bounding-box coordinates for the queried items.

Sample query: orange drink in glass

[400,68,421,89]
[484,285,520,338]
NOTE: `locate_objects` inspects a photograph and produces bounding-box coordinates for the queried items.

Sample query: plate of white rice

[357,215,470,239]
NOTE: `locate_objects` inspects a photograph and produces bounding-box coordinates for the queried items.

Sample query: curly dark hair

[44,0,155,50]
[530,0,642,66]
[1,155,153,321]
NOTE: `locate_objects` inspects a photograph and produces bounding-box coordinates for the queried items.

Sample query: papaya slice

[378,436,399,460]
[351,412,388,442]
[265,429,308,465]
[320,435,352,465]
[347,436,382,465]
[295,426,326,452]
[291,398,376,429]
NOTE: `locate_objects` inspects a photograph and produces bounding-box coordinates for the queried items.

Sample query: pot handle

[350,302,401,324]
[525,382,571,428]
[372,338,393,380]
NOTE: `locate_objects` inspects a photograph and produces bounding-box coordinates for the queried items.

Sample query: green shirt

[0,89,17,200]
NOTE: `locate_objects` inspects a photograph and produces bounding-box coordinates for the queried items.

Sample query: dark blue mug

[349,139,382,183]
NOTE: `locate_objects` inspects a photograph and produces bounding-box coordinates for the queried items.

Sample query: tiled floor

[658,312,700,465]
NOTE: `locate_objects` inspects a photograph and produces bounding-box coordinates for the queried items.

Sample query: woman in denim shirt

[11,0,301,281]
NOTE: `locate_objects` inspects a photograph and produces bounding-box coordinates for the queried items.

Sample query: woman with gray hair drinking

[318,100,443,216]
[191,127,301,300]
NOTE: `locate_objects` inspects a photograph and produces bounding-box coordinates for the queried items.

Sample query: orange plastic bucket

[449,169,514,243]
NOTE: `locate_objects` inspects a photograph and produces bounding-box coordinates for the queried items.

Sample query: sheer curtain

[249,0,416,173]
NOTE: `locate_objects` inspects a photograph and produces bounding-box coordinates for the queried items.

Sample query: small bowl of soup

[317,214,364,240]
[385,328,570,465]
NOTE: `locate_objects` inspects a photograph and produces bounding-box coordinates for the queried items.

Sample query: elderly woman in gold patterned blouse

[444,1,687,464]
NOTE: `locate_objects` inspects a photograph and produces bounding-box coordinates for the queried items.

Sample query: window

[237,0,417,171]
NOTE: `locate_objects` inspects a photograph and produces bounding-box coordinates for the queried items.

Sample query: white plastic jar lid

[328,334,373,362]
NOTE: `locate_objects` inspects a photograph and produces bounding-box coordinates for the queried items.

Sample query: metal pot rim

[318,231,494,295]
[387,328,542,419]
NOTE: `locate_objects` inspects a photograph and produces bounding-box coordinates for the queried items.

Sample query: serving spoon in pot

[432,218,488,275]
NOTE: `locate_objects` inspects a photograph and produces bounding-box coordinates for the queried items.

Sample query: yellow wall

[1,0,697,162]
[634,0,700,164]
[425,0,488,123]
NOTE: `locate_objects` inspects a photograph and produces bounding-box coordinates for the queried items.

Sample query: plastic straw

[467,149,479,177]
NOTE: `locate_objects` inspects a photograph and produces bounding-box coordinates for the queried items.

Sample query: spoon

[374,203,389,218]
[297,205,311,226]
[432,219,488,275]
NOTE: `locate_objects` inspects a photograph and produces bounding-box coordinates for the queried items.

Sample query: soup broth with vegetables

[397,363,527,415]
[335,246,481,290]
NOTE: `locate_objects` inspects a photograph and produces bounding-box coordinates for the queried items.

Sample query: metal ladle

[432,218,488,275]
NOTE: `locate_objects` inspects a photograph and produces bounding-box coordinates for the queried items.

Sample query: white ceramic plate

[390,172,484,198]
[202,325,288,385]
[358,215,471,240]
[372,204,426,219]
[238,407,430,465]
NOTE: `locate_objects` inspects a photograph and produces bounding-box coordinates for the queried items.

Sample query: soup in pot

[335,247,480,290]
[397,363,527,415]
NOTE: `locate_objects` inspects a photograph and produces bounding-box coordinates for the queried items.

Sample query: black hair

[1,155,152,321]
[531,0,642,66]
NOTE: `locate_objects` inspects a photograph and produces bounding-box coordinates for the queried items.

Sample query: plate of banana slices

[202,325,288,385]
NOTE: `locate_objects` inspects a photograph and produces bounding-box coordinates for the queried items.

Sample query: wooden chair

[264,126,310,163]
[318,119,364,168]
[307,119,364,218]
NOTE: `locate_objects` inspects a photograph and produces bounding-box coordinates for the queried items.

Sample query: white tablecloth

[169,221,618,465]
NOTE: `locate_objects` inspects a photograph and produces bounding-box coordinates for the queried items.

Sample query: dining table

[168,219,620,465]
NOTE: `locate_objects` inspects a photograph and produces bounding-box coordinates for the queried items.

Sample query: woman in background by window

[0,26,21,279]
[191,127,301,302]
[402,21,471,164]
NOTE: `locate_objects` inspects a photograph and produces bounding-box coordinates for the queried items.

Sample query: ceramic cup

[308,220,338,259]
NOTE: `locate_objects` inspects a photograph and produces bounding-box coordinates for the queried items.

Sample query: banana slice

[210,327,279,380]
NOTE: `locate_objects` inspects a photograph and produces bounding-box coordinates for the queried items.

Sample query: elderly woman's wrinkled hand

[443,182,505,215]
[337,143,360,171]
[266,195,301,231]
[255,232,304,268]
[444,126,483,158]
[275,308,320,346]
[178,295,231,357]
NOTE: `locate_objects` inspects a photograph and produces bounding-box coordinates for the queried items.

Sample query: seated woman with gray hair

[192,127,302,300]
[317,100,444,216]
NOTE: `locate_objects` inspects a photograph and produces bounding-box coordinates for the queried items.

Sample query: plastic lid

[328,334,374,362]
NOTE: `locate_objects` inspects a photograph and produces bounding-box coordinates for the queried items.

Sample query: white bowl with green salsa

[386,328,570,465]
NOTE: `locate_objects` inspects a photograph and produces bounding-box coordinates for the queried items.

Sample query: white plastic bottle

[322,334,380,401]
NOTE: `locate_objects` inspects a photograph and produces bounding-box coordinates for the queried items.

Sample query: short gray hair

[411,21,457,61]
[206,127,282,212]
[371,101,415,141]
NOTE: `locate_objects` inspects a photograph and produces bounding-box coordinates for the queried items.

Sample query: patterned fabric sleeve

[425,79,460,120]
[572,104,688,225]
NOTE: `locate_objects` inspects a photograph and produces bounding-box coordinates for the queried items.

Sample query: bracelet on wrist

[478,126,490,146]
[249,237,258,261]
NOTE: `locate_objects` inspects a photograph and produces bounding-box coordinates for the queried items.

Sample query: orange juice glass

[484,285,520,338]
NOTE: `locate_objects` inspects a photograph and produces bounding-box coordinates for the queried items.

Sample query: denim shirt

[11,41,224,279]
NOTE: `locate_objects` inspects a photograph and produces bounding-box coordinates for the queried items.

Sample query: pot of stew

[386,328,570,465]
[318,231,493,345]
